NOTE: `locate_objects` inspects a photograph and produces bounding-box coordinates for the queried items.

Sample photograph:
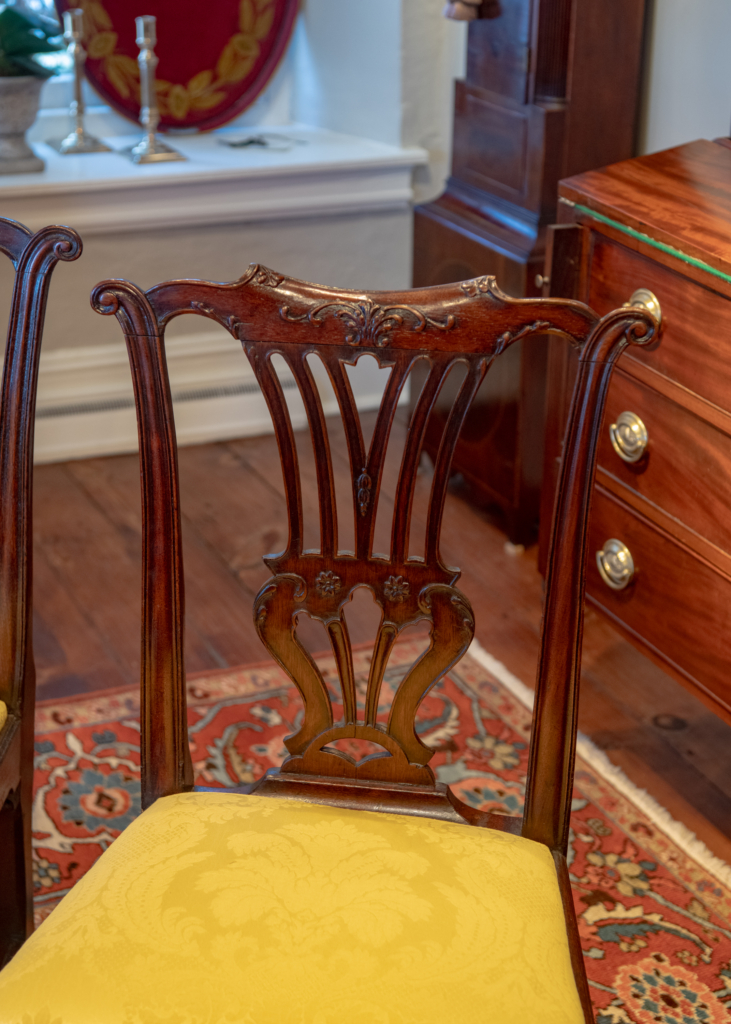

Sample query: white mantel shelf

[0,125,427,235]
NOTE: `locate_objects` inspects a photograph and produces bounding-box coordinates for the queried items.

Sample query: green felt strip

[573,202,731,287]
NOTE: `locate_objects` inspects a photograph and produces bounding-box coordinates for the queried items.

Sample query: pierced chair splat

[0,218,81,967]
[0,263,656,1024]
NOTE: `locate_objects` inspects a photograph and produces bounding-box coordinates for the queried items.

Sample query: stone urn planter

[0,75,45,174]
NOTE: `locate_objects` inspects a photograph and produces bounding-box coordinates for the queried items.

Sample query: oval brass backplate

[596,538,635,591]
[610,411,648,464]
[623,288,662,324]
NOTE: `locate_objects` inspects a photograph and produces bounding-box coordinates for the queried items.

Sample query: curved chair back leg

[0,219,81,965]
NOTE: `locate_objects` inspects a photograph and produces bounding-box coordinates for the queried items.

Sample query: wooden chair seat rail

[0,218,81,965]
[91,268,656,860]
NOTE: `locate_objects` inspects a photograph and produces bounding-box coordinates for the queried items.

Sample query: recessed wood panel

[466,0,531,104]
[453,84,533,203]
[562,0,645,176]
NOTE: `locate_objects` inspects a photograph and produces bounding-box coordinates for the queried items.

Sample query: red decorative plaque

[54,0,298,131]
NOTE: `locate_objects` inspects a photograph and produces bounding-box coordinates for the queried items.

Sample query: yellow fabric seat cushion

[0,791,584,1024]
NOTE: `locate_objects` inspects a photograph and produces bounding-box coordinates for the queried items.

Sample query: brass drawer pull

[623,288,662,324]
[596,539,635,590]
[609,411,648,463]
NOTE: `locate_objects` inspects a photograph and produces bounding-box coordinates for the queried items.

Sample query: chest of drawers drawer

[597,369,731,554]
[586,487,731,718]
[588,236,731,413]
[544,140,731,723]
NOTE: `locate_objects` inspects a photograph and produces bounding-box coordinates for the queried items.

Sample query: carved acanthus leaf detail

[356,469,372,517]
[240,263,285,288]
[460,275,501,298]
[278,297,456,347]
[496,320,552,352]
[189,300,245,338]
[188,266,284,337]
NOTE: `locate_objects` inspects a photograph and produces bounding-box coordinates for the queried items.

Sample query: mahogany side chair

[0,266,656,1021]
[0,218,81,967]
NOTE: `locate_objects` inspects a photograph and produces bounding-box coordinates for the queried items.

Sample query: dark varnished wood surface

[598,369,731,559]
[560,139,731,278]
[466,1,532,105]
[413,0,646,546]
[588,235,731,412]
[412,205,547,543]
[587,487,731,719]
[0,218,82,966]
[451,0,646,223]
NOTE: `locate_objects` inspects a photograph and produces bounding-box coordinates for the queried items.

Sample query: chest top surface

[559,139,731,277]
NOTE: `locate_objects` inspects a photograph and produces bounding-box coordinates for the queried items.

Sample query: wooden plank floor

[32,411,731,865]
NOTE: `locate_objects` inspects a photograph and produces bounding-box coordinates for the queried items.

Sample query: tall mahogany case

[413,0,647,541]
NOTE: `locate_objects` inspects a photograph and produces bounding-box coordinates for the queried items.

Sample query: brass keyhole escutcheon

[610,411,648,463]
[622,288,662,324]
[596,539,635,591]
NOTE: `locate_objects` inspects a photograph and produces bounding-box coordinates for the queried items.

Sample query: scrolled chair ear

[580,304,660,363]
[90,279,160,337]
[33,225,83,264]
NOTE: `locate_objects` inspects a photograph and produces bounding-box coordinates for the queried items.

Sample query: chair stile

[0,218,82,967]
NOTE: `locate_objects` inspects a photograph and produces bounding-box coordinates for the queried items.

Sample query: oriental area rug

[32,639,731,1023]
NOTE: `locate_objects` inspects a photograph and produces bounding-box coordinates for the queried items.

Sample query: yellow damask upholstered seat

[0,792,584,1024]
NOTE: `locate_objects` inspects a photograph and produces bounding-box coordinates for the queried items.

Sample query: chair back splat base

[0,218,82,965]
[91,268,657,849]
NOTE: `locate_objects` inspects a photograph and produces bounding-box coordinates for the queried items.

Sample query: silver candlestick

[49,9,111,155]
[128,15,185,164]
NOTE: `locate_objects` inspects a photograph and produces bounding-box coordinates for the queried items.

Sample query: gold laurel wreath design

[76,0,276,120]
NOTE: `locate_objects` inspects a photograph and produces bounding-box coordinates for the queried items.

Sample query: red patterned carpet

[32,640,731,1022]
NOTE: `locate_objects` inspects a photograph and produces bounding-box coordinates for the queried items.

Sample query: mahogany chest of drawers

[540,139,731,724]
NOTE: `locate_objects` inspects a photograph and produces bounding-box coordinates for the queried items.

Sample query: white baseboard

[34,332,401,464]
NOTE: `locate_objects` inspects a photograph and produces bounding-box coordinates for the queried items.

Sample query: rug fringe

[467,639,731,891]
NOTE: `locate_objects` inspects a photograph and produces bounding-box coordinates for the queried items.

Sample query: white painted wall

[639,0,731,154]
[293,1,466,202]
[293,1,403,146]
[10,3,468,462]
[400,0,467,203]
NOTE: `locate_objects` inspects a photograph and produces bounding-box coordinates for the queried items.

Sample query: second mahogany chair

[0,266,656,1021]
[0,218,81,968]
